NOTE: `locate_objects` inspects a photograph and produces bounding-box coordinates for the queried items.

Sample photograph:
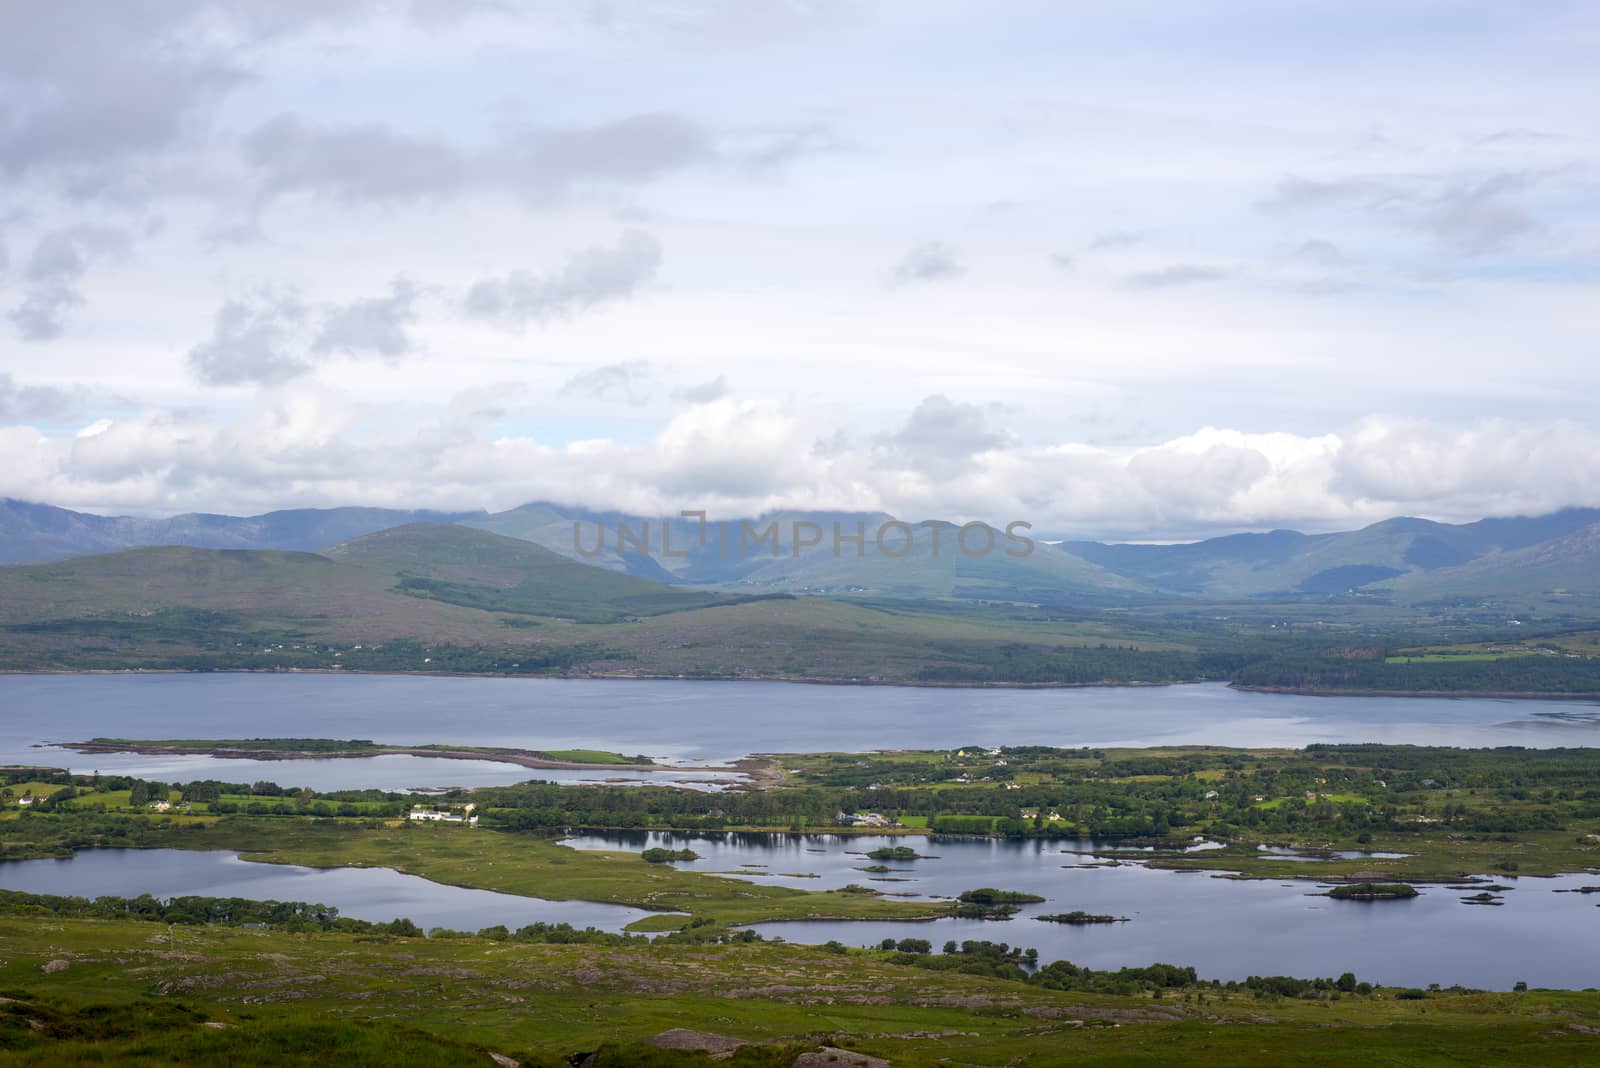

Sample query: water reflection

[567,830,1600,989]
[0,849,658,932]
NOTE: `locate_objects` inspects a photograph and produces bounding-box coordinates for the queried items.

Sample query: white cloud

[4,392,1598,539]
[561,360,652,403]
[886,241,964,287]
[464,230,662,329]
[0,2,1597,535]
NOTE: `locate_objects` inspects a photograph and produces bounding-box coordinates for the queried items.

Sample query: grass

[5,914,1600,1065]
[537,749,651,765]
[1150,827,1600,881]
[0,538,1201,684]
[1385,652,1539,663]
[127,819,947,927]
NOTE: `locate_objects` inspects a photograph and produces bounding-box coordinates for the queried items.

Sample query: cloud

[674,375,728,404]
[187,291,312,387]
[1419,173,1543,255]
[577,0,858,49]
[875,394,1012,478]
[0,1,243,193]
[311,277,423,358]
[5,392,1600,542]
[234,108,818,215]
[1126,440,1273,510]
[1474,128,1556,148]
[464,229,662,329]
[887,242,964,287]
[1291,239,1346,269]
[0,2,392,200]
[494,113,714,200]
[1086,231,1143,252]
[560,360,652,404]
[8,224,130,340]
[0,373,84,422]
[244,114,468,205]
[190,278,434,385]
[1263,171,1545,255]
[1123,264,1231,289]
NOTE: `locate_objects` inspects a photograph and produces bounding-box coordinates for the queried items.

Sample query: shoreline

[0,665,1203,690]
[49,739,773,784]
[6,667,1599,699]
[1230,684,1600,700]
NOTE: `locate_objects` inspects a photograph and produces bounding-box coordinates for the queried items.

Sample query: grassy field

[111,820,947,928]
[536,749,652,765]
[5,914,1600,1065]
[0,540,1205,683]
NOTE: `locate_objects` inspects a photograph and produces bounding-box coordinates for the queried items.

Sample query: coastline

[48,738,774,784]
[0,665,1204,691]
[1230,683,1600,700]
[7,667,1600,699]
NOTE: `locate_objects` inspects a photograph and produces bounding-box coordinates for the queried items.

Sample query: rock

[487,1053,520,1067]
[792,1047,892,1068]
[648,1029,748,1054]
[40,960,70,974]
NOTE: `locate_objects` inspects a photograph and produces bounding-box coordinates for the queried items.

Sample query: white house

[408,802,478,826]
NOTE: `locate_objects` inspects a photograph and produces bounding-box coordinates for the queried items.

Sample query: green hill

[319,524,752,623]
[1389,521,1600,611]
[0,532,1190,682]
[1064,508,1600,599]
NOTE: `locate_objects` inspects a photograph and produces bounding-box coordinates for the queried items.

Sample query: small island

[61,737,661,772]
[1036,911,1129,925]
[641,847,700,864]
[952,888,1045,919]
[1325,882,1419,900]
[865,846,928,861]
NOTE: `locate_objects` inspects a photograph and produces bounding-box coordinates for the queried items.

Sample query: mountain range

[4,496,1599,609]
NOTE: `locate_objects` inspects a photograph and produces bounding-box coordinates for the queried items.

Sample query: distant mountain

[320,524,767,623]
[1062,508,1600,599]
[1389,520,1600,610]
[0,498,483,564]
[7,496,1600,608]
[463,506,1144,601]
[0,531,1180,684]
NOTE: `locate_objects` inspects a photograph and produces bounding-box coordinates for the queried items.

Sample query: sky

[1,0,1598,540]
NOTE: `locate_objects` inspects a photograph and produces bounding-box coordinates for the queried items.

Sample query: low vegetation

[6,913,1600,1065]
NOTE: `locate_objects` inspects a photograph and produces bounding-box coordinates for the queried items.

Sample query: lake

[4,674,1599,791]
[4,671,1598,988]
[0,848,657,933]
[4,836,1594,989]
[566,831,1600,990]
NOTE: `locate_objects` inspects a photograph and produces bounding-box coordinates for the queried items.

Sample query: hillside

[319,524,762,623]
[1063,507,1600,599]
[1389,521,1600,611]
[9,496,1600,610]
[0,536,1196,683]
[0,498,482,564]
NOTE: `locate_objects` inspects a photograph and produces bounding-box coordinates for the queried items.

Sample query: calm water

[4,674,1600,792]
[5,674,1598,987]
[567,831,1600,990]
[0,849,657,932]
